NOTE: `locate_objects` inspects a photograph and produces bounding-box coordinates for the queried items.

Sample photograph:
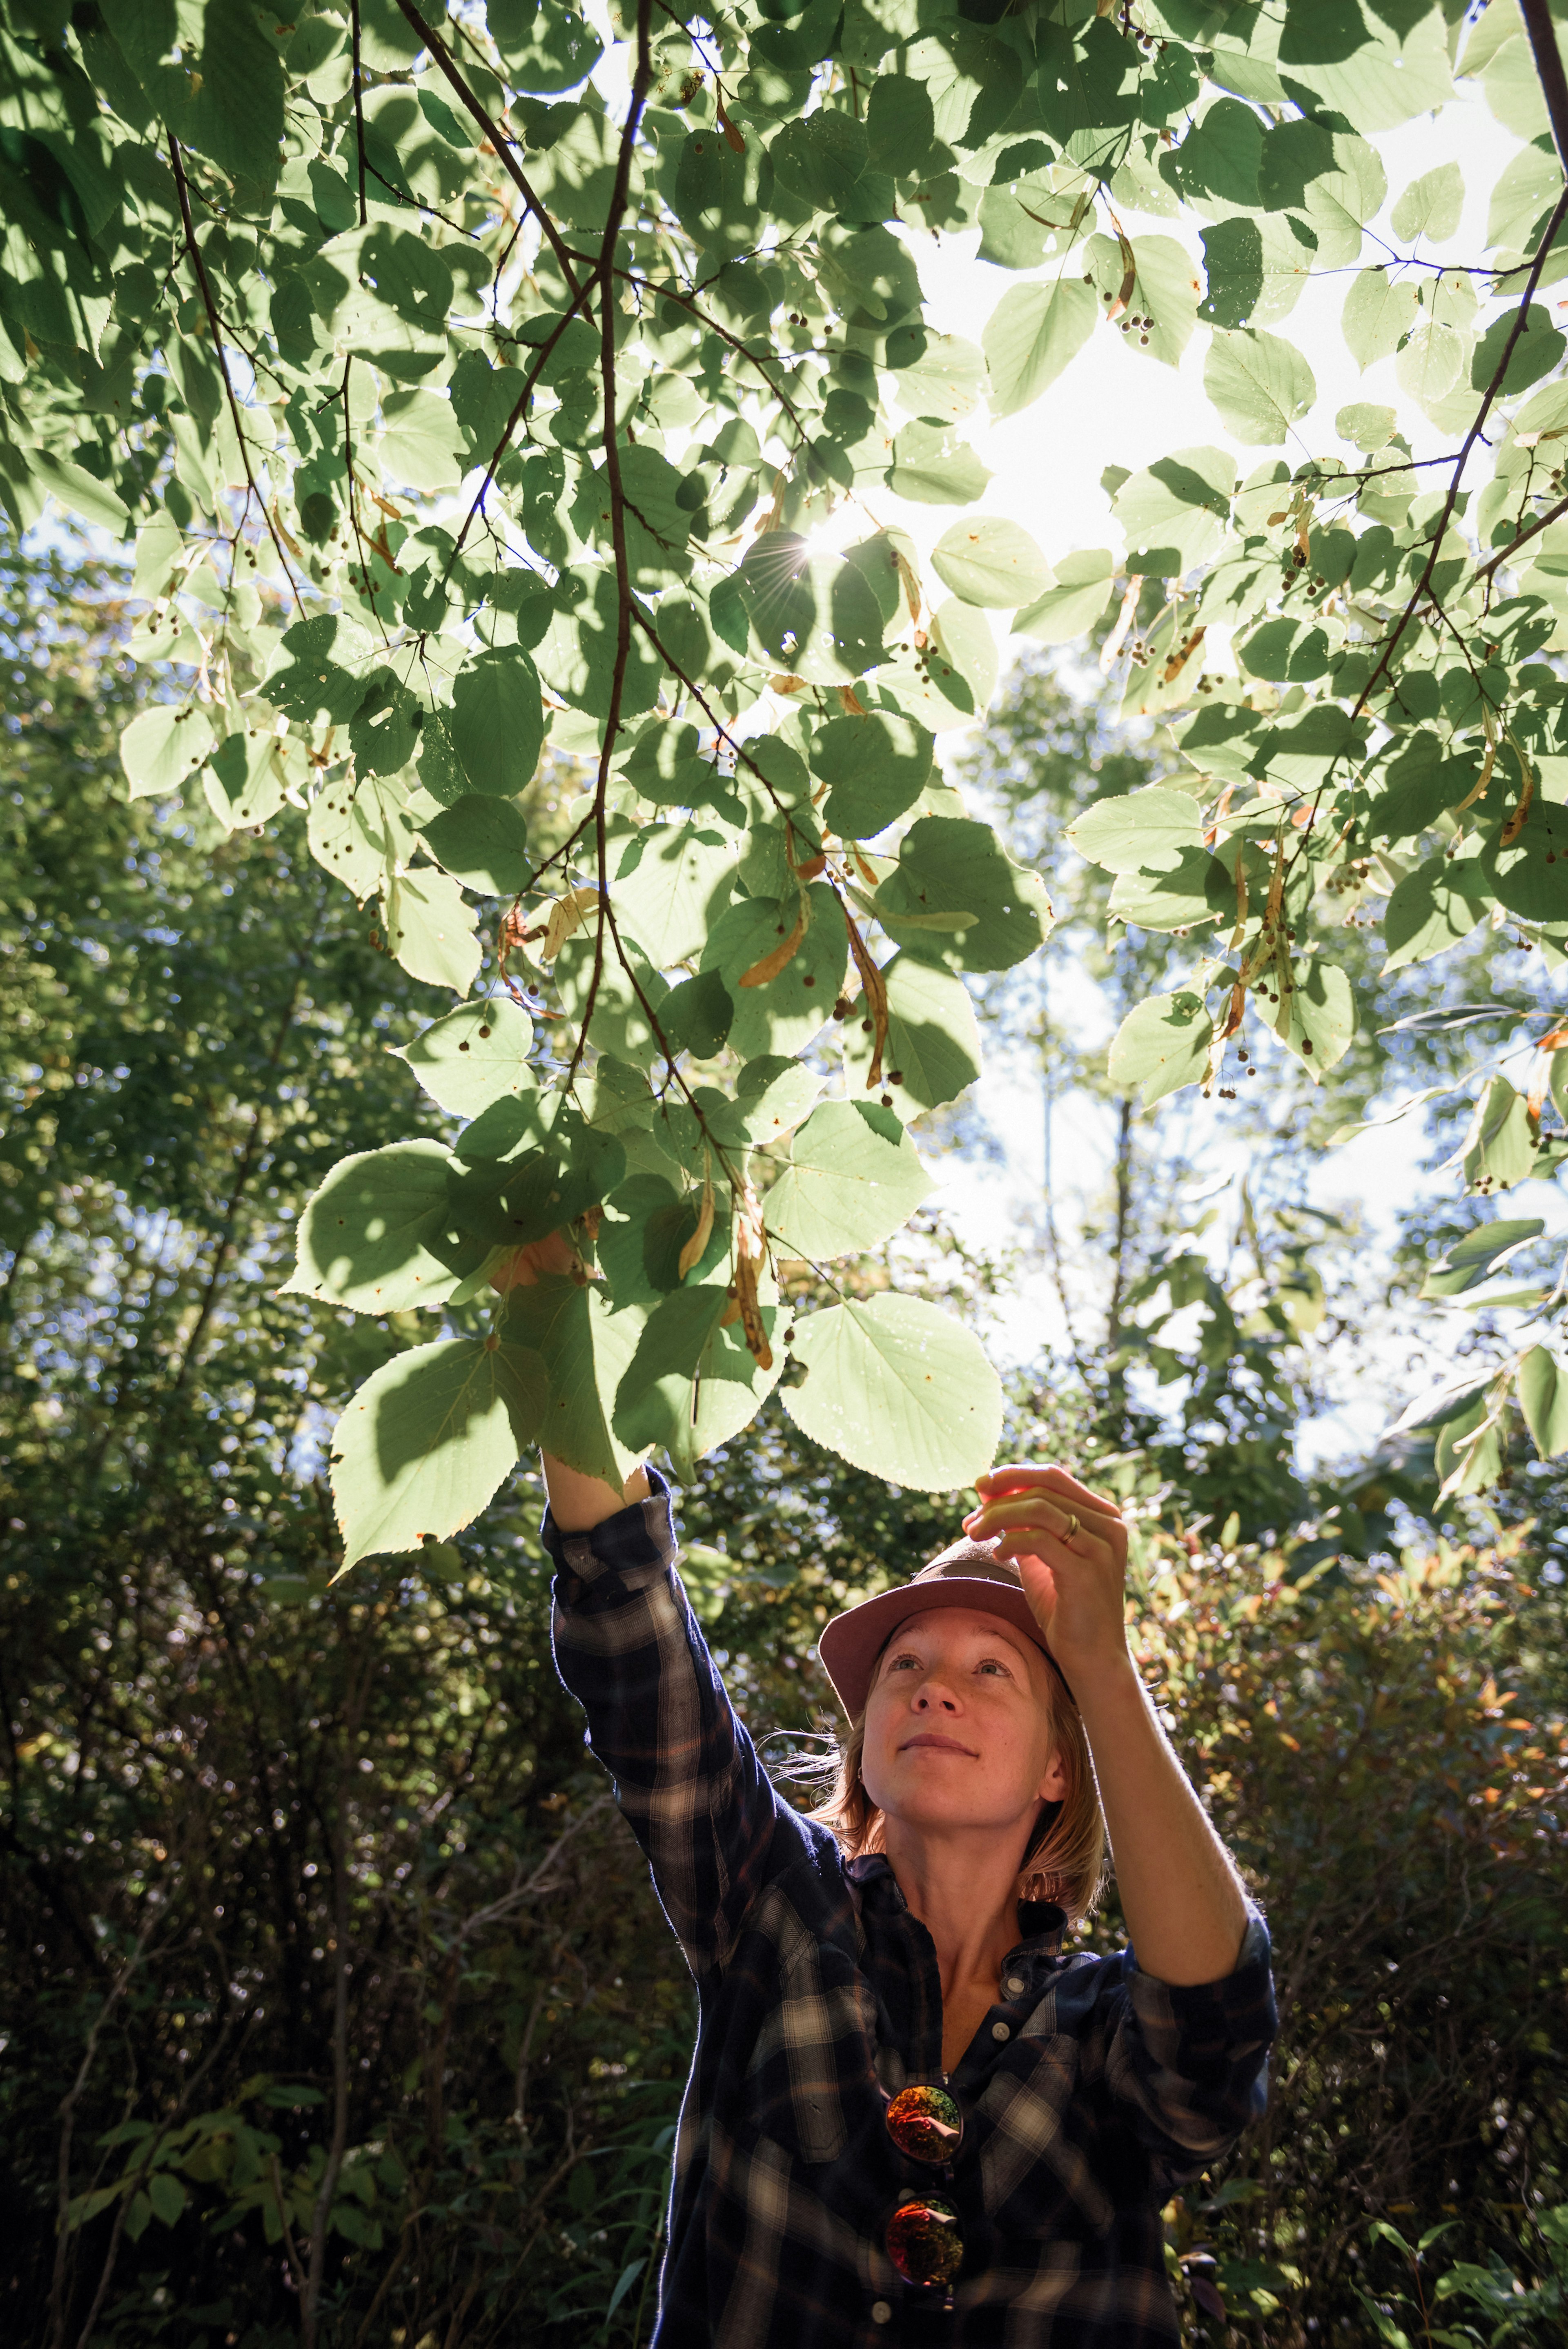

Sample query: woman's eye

[978,1659,1008,1677]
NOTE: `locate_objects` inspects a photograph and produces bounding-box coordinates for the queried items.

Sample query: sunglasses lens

[885,2082,963,2165]
[886,2193,963,2289]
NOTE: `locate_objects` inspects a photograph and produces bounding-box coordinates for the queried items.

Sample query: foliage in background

[4,552,1567,2346]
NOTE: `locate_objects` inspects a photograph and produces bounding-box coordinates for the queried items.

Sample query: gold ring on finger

[1063,1511,1080,1539]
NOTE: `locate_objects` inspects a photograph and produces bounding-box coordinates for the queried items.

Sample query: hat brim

[817,1577,1054,1720]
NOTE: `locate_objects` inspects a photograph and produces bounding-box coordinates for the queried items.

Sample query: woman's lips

[900,1732,978,1757]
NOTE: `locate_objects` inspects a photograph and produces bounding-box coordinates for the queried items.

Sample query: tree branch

[167,138,303,611]
[350,0,368,225]
[1352,183,1568,717]
[392,1,588,302]
[565,0,655,1089]
[1521,0,1568,174]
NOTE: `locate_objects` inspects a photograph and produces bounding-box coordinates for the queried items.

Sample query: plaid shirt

[547,1474,1276,2348]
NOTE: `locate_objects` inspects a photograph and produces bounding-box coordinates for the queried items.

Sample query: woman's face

[860,1606,1067,1844]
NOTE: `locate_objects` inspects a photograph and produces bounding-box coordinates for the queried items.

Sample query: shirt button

[992,2020,1010,2041]
[871,2302,893,2325]
[1006,1976,1025,1995]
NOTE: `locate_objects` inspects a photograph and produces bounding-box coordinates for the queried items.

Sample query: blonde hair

[806,1640,1108,1926]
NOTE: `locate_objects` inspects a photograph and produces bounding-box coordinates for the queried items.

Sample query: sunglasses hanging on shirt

[883,2082,966,2295]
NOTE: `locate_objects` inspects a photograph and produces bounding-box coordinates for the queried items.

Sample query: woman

[521,1249,1274,2345]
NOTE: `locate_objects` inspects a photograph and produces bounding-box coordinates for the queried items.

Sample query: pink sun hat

[817,1534,1062,1720]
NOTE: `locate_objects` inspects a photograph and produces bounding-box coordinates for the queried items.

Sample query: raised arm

[499,1233,803,1979]
[963,1463,1250,1988]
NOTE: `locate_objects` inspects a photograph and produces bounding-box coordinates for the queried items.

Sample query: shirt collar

[845,1854,1067,1960]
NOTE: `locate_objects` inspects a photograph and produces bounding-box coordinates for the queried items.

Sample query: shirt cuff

[1129,1905,1272,1996]
[543,1465,677,1591]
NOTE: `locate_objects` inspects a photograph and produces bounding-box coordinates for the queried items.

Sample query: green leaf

[381,389,465,492]
[330,1336,546,1567]
[982,275,1097,419]
[308,776,413,904]
[487,0,603,93]
[1114,448,1234,574]
[1470,302,1565,397]
[1107,991,1212,1107]
[190,0,285,185]
[841,953,982,1121]
[661,968,734,1059]
[1013,549,1116,645]
[1391,160,1463,244]
[1204,329,1316,444]
[699,882,843,1059]
[762,1100,933,1260]
[1517,1345,1568,1458]
[1107,847,1225,933]
[30,449,129,533]
[145,2170,187,2227]
[286,1141,484,1314]
[613,1286,783,1479]
[499,1276,647,1487]
[782,1293,1004,1490]
[1273,957,1356,1078]
[448,651,545,798]
[1461,1076,1539,1195]
[612,825,737,968]
[811,711,934,838]
[1281,1,1453,133]
[738,534,889,682]
[1421,1218,1544,1299]
[930,517,1052,610]
[395,1000,535,1117]
[1068,785,1206,873]
[1342,271,1420,371]
[770,109,869,212]
[419,797,532,896]
[120,704,214,800]
[874,816,1051,973]
[886,420,993,505]
[1382,849,1492,972]
[383,868,481,997]
[885,325,986,426]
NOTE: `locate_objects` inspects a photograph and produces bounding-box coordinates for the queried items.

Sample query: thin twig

[351,0,368,225]
[392,0,587,300]
[445,281,598,574]
[565,0,655,1091]
[166,138,303,610]
[1352,183,1568,717]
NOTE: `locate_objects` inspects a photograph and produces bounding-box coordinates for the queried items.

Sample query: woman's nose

[914,1682,959,1713]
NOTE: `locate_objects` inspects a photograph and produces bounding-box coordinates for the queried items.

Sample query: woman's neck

[880,1821,1024,2013]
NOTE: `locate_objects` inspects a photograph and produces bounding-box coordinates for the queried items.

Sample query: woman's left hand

[962,1463,1131,1691]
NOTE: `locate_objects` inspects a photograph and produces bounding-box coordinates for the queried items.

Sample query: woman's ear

[1036,1748,1069,1804]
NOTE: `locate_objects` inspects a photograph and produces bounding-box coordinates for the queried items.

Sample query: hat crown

[913,1536,1024,1591]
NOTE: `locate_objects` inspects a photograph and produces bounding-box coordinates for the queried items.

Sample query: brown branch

[1521,0,1568,174]
[167,138,303,611]
[445,281,598,573]
[575,258,811,443]
[564,0,655,1091]
[392,0,587,301]
[1352,183,1568,717]
[350,0,368,225]
[340,355,390,640]
[1466,490,1568,591]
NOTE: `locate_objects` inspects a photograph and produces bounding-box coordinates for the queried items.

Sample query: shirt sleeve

[1103,1908,1277,2189]
[546,1469,810,1982]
